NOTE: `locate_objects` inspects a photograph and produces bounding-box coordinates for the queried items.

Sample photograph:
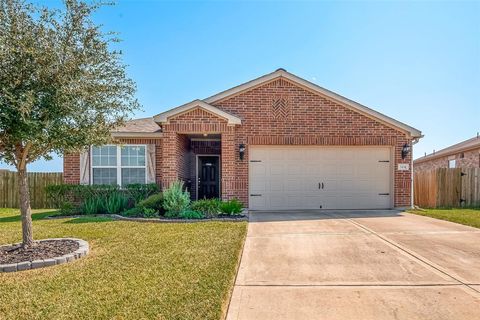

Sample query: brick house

[64,69,422,210]
[414,135,480,172]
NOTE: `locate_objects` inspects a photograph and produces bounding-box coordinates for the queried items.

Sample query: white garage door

[249,146,392,210]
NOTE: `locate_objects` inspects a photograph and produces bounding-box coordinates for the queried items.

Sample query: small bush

[180,210,204,219]
[163,181,190,218]
[138,193,163,212]
[59,201,77,215]
[191,198,221,217]
[83,196,106,215]
[105,192,129,214]
[125,183,160,204]
[122,206,143,217]
[220,199,243,215]
[142,208,159,218]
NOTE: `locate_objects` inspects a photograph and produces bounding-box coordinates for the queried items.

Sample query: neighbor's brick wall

[414,148,480,172]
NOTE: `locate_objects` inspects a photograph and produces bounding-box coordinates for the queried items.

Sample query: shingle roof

[113,117,161,133]
[414,135,480,163]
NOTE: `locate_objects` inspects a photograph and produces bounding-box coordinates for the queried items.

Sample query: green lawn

[0,208,247,320]
[408,208,480,229]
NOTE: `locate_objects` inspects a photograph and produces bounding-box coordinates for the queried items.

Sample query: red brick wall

[64,153,80,184]
[414,148,480,172]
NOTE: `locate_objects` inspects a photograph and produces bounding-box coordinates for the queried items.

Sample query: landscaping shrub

[83,196,106,215]
[163,181,190,218]
[105,192,129,214]
[180,210,204,219]
[191,198,221,217]
[125,183,160,204]
[220,199,243,215]
[46,183,159,214]
[138,193,163,212]
[58,201,76,215]
[142,208,159,218]
[122,206,143,217]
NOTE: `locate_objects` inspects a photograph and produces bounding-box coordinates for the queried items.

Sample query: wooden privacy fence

[414,168,480,208]
[0,170,63,209]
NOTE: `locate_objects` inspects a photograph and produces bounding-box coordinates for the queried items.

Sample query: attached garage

[249,146,392,210]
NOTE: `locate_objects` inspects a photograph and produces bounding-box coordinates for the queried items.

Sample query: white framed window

[448,159,456,168]
[91,145,147,186]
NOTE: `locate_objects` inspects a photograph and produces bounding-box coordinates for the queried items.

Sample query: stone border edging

[0,238,89,273]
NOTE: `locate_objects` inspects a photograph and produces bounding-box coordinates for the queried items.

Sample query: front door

[197,156,220,199]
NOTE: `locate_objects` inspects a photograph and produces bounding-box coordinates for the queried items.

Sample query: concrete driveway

[226,210,480,320]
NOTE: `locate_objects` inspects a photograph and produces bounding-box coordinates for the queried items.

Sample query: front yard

[0,208,247,320]
[408,208,480,229]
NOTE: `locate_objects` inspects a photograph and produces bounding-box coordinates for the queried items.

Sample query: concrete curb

[0,238,89,273]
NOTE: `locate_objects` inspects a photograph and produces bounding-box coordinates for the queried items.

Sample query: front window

[91,145,146,186]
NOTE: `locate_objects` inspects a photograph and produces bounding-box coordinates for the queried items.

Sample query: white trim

[153,99,242,125]
[90,144,148,186]
[195,154,221,200]
[204,69,422,138]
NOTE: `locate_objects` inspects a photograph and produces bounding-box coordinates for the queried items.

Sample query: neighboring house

[64,69,422,210]
[414,135,480,171]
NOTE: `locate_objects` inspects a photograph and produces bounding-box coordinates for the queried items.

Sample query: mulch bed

[0,240,79,264]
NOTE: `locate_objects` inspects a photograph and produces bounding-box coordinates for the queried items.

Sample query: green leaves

[0,0,140,167]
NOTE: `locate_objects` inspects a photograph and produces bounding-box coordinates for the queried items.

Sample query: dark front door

[197,156,220,199]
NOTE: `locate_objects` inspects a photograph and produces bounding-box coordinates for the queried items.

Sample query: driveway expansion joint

[327,212,480,296]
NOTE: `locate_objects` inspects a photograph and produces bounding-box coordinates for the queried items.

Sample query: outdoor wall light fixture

[239,144,246,160]
[401,143,411,160]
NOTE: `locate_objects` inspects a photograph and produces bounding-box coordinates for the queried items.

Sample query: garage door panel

[249,146,392,210]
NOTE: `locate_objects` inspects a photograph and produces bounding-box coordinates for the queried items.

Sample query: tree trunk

[18,168,34,247]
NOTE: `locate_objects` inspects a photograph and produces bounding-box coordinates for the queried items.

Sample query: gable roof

[204,68,422,138]
[153,99,242,125]
[414,135,480,163]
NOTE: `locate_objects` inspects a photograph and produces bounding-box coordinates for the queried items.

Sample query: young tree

[0,0,140,247]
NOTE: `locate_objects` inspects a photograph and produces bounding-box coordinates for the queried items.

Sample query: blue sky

[2,0,479,172]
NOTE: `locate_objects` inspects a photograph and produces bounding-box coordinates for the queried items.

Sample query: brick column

[161,130,179,190]
[394,137,413,208]
[221,127,236,200]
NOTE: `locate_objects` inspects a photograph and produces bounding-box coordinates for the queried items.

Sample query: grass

[408,208,480,229]
[0,208,247,320]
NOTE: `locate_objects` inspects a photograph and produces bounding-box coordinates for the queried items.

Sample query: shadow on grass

[0,210,58,223]
[64,216,114,224]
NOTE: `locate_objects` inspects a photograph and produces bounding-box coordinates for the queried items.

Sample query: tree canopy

[0,0,140,169]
